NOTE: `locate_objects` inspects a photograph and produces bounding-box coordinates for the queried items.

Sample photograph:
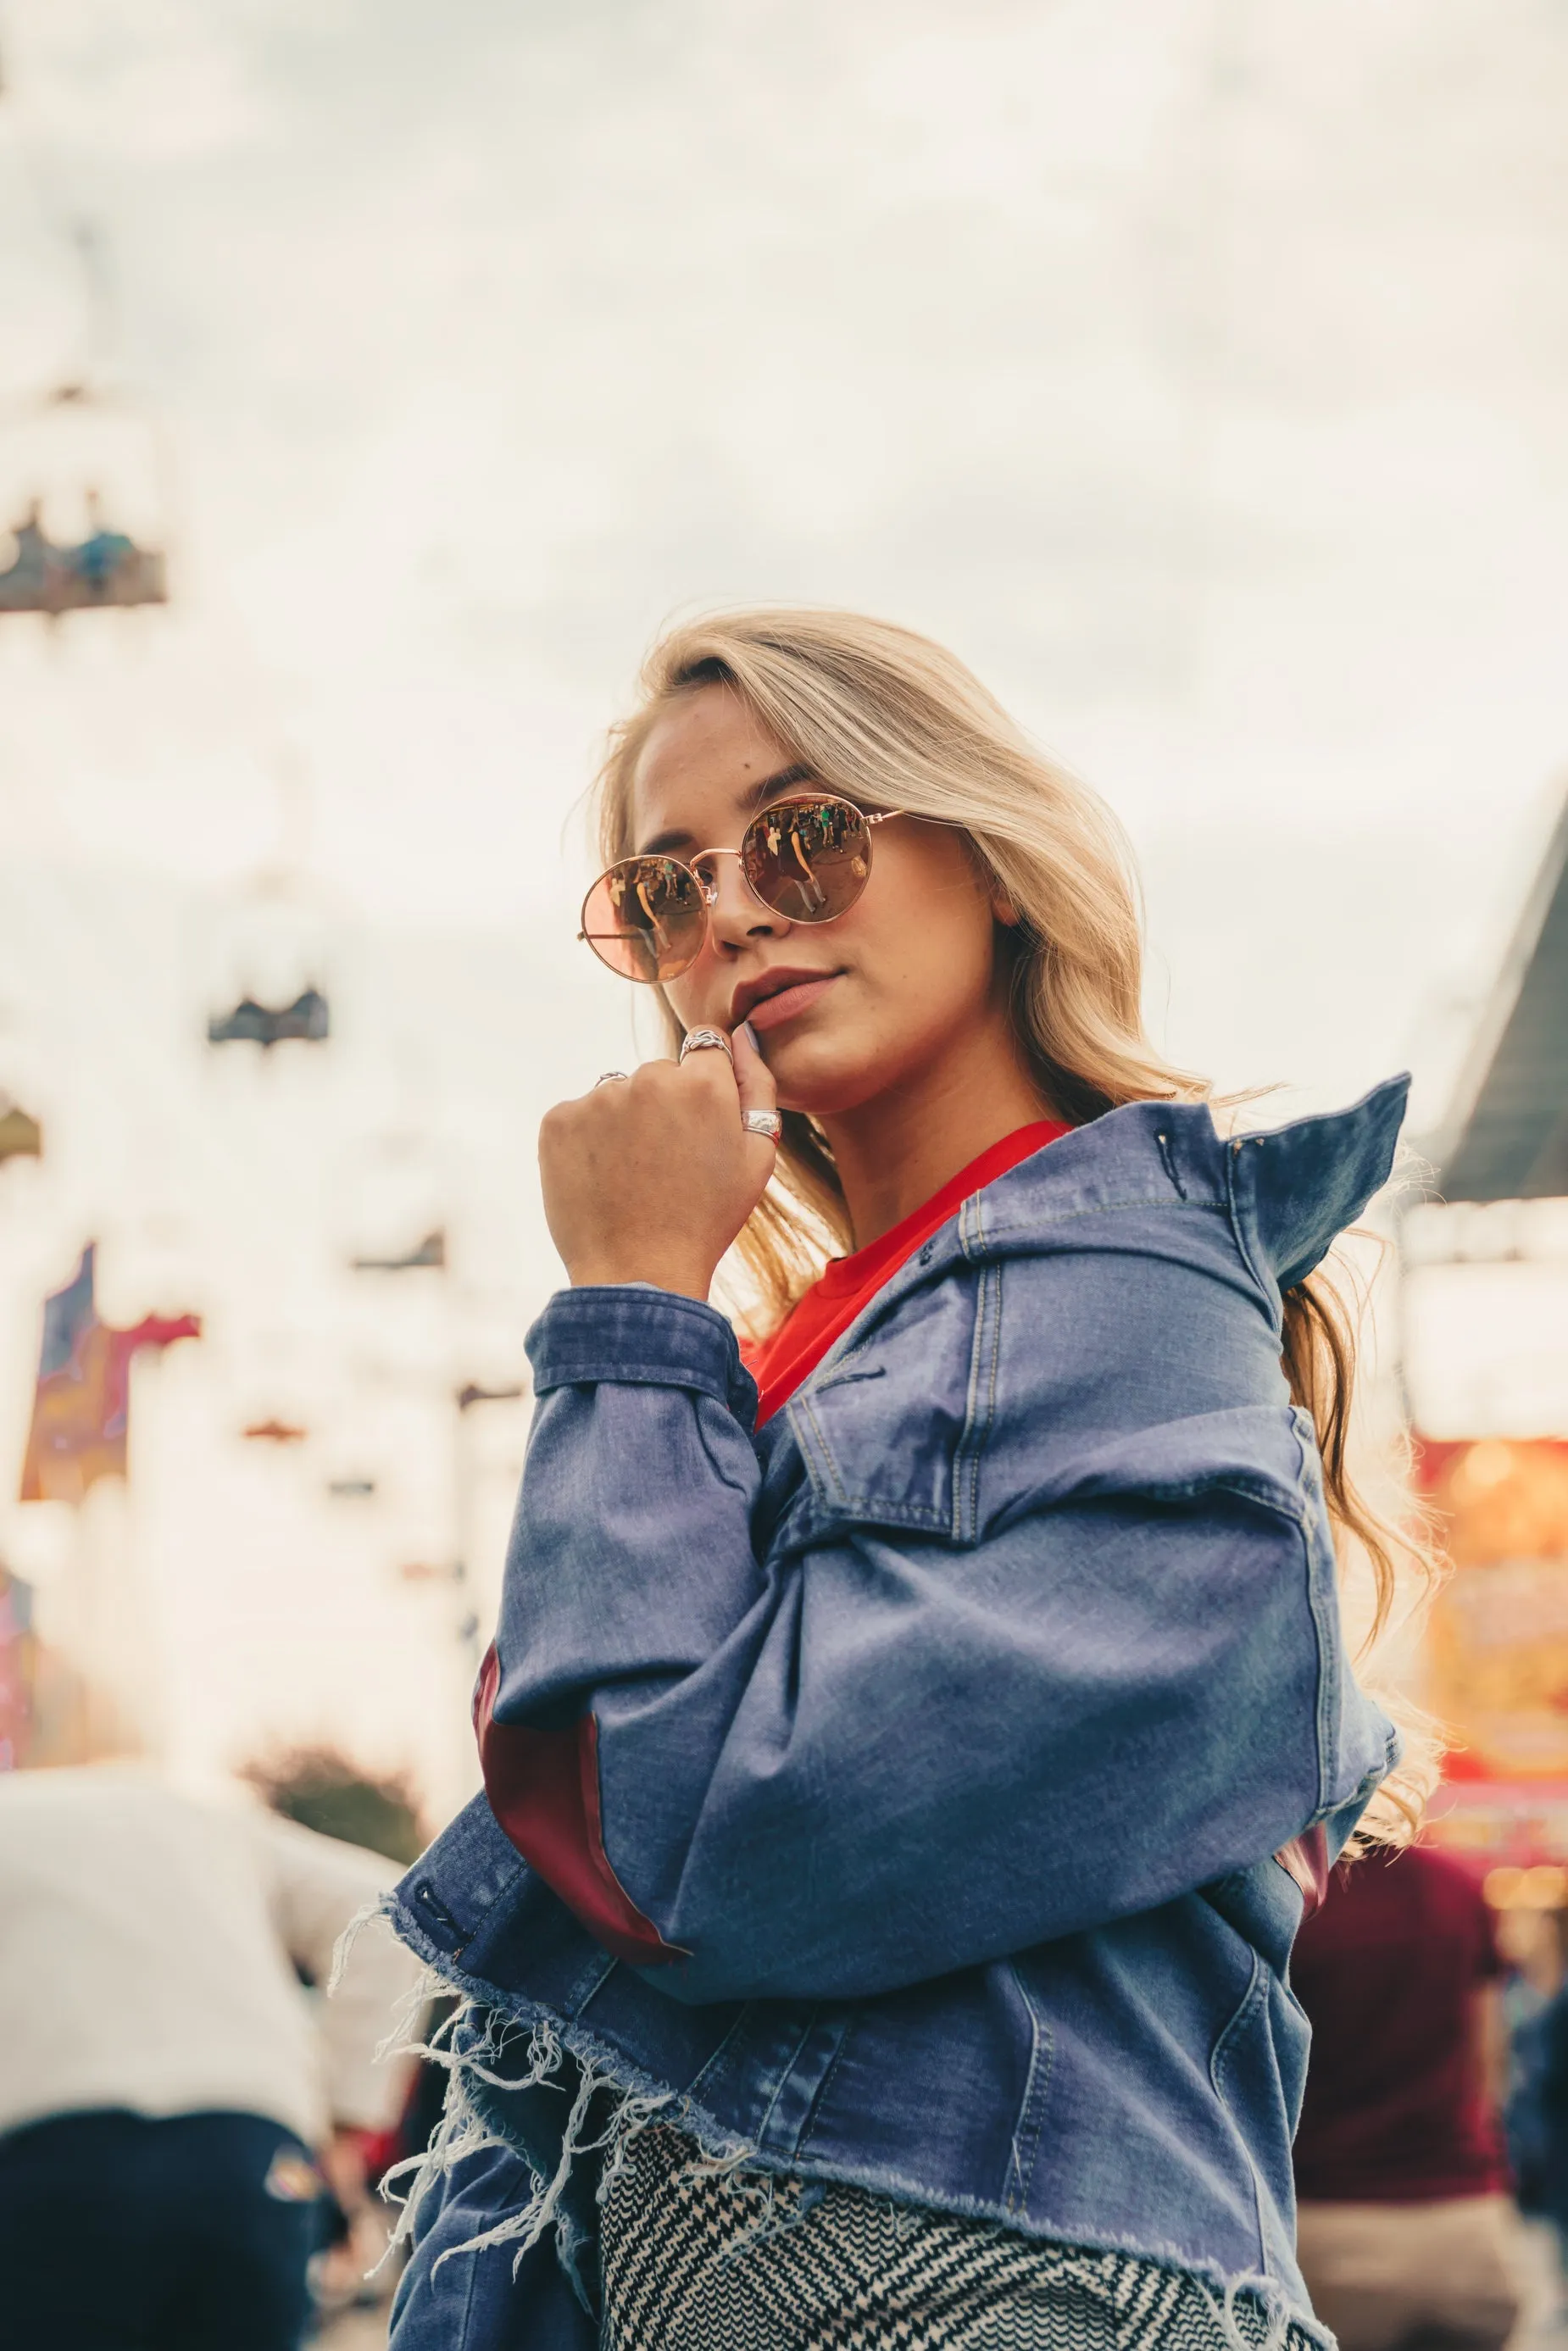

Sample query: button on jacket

[386,1080,1408,2348]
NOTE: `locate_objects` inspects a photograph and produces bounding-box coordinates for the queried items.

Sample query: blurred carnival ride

[0,53,172,620]
[0,484,166,617]
[207,985,331,1051]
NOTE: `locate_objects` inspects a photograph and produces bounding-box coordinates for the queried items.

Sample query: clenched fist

[539,1025,779,1299]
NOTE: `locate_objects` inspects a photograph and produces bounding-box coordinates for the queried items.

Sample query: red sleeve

[472,1643,683,1967]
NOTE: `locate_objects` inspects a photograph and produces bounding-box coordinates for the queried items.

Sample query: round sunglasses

[578,792,900,985]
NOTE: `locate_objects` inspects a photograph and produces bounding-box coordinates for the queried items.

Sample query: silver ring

[595,1070,630,1086]
[742,1109,782,1143]
[679,1026,733,1064]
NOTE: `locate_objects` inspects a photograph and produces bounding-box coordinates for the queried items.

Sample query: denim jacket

[386,1081,1407,2348]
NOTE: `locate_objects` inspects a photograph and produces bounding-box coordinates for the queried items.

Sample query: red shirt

[745,1120,1070,1426]
[1291,1845,1509,2204]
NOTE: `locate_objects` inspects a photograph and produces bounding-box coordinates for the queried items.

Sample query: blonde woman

[386,611,1432,2351]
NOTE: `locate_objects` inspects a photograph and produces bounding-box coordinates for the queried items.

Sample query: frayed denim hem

[370,1901,1337,2351]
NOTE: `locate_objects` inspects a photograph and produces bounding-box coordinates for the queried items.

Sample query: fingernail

[741,1021,761,1052]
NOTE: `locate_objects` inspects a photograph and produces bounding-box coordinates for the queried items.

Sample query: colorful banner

[19,1245,202,1505]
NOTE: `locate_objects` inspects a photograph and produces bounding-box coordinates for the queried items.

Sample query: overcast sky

[1,0,1565,1799]
[3,0,1567,1080]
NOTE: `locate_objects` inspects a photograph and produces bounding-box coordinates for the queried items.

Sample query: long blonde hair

[593,605,1440,1845]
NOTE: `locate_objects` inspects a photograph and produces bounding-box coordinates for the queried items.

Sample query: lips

[731,968,842,1032]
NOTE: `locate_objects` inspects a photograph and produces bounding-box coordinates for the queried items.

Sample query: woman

[386,609,1433,2351]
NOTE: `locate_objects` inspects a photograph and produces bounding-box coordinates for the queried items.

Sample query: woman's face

[629,686,1013,1119]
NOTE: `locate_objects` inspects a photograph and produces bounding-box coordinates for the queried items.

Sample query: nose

[696,850,792,954]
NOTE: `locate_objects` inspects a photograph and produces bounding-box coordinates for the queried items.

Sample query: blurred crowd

[7,1758,1568,2349]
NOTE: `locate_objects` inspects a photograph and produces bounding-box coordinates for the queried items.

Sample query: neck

[819,1020,1057,1252]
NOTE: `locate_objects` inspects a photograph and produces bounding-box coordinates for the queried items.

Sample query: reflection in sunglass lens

[740,796,872,924]
[580,857,707,983]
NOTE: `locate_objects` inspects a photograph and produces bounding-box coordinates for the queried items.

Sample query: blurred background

[3,0,1568,2091]
[6,3,1568,2342]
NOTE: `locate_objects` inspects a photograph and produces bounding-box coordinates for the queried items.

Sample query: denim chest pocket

[781,1263,1001,1546]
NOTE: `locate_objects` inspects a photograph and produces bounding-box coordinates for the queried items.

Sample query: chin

[766,1035,891,1120]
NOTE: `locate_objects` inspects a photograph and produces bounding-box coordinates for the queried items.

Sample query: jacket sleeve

[481,1279,1397,2007]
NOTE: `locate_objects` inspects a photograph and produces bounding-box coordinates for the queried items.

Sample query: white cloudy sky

[1,0,1565,1808]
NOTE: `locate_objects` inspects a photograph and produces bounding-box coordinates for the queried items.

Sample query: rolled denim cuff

[525,1285,758,1424]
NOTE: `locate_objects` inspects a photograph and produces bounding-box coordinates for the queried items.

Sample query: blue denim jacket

[386,1081,1407,2349]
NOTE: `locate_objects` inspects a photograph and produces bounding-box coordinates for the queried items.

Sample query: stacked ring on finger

[678,1027,733,1064]
[742,1109,782,1143]
[594,1070,630,1086]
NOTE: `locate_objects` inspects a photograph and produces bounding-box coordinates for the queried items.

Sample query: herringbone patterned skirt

[601,2124,1315,2351]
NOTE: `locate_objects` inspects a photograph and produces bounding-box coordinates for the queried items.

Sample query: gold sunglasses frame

[576,792,904,981]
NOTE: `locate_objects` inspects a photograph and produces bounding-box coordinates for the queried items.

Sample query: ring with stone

[595,1070,630,1086]
[742,1109,782,1143]
[679,1027,734,1064]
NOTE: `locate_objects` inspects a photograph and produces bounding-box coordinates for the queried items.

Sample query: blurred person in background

[245,1742,448,2314]
[1291,1844,1525,2351]
[1501,1899,1568,2284]
[0,1763,423,2351]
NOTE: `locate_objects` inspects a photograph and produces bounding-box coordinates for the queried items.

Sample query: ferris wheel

[0,45,171,616]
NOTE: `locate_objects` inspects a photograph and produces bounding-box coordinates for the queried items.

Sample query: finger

[730,1020,778,1118]
[675,1038,741,1109]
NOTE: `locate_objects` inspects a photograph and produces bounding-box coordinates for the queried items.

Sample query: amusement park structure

[0,489,166,617]
[1414,786,1568,1881]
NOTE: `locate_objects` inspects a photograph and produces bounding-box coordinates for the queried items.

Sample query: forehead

[630,686,792,842]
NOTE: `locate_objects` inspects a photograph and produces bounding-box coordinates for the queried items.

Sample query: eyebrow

[636,763,815,859]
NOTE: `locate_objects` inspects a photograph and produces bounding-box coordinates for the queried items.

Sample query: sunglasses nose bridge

[687,851,725,909]
[692,844,775,931]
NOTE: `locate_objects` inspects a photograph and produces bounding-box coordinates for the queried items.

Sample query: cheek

[661,948,732,1033]
[849,853,997,1010]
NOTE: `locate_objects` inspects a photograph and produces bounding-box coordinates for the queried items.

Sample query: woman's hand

[540,1025,779,1299]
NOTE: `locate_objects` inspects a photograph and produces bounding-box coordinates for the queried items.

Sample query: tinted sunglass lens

[741,797,872,923]
[580,858,707,982]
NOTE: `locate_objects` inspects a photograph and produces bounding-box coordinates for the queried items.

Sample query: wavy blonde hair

[593,605,1440,1846]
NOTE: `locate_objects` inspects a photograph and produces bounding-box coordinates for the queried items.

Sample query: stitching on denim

[794,1394,848,1508]
[750,2005,825,2154]
[1287,1412,1340,1815]
[953,1261,1003,1544]
[1209,1948,1267,2104]
[546,1289,737,1339]
[1222,1142,1279,1331]
[1154,1129,1187,1200]
[569,1954,622,2021]
[795,1463,1306,1538]
[964,1196,1229,1257]
[686,2003,759,2102]
[532,1359,734,1401]
[788,1391,948,1526]
[1206,1952,1278,2323]
[809,1364,887,1392]
[793,2016,857,2162]
[831,1500,945,1527]
[1004,1965,1054,2215]
[1191,1473,1306,1521]
[802,1494,946,1531]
